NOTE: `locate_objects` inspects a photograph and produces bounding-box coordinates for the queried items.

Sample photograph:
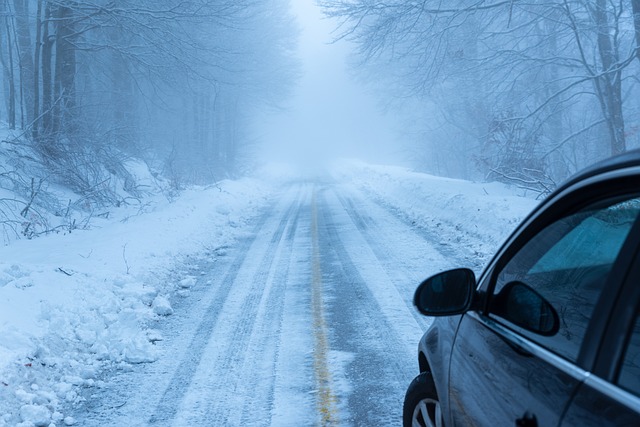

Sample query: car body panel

[419,315,461,425]
[410,151,640,426]
[562,376,640,426]
[449,313,583,427]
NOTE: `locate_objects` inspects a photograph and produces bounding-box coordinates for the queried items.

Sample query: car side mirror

[414,268,476,316]
[491,281,559,336]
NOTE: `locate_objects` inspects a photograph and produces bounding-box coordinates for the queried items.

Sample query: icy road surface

[67,181,464,426]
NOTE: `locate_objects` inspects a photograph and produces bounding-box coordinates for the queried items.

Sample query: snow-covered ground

[0,160,538,426]
[333,160,538,271]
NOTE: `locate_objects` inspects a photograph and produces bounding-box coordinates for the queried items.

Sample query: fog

[255,0,640,190]
[1,0,639,202]
[257,0,406,171]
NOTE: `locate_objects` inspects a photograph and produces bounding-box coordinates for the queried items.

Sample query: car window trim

[479,169,640,290]
[572,373,640,416]
[466,311,589,382]
[487,174,640,288]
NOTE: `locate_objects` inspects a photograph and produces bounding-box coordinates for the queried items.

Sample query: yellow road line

[311,191,339,426]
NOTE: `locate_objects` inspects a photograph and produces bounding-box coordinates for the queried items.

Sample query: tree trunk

[541,14,568,180]
[212,88,222,171]
[593,0,626,155]
[2,4,16,130]
[33,0,43,140]
[13,0,35,130]
[632,0,640,63]
[41,2,53,139]
[53,3,76,137]
[106,10,136,152]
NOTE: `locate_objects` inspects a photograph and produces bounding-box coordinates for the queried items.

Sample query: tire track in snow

[68,181,442,426]
[315,188,416,426]
[149,186,303,424]
[165,185,307,425]
[333,191,433,331]
[234,189,306,425]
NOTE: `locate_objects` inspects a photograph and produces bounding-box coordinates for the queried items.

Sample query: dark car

[404,150,640,427]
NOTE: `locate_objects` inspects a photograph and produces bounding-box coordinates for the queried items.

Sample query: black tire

[403,372,444,427]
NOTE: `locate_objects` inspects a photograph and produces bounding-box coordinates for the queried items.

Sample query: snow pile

[333,160,539,269]
[0,176,274,426]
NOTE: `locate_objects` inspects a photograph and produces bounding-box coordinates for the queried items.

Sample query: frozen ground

[0,160,537,426]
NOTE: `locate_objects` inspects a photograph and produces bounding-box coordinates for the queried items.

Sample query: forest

[1,0,640,239]
[0,0,297,228]
[321,0,640,193]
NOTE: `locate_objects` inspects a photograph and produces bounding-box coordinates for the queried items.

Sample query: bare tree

[321,0,640,183]
[0,0,299,222]
[1,0,17,129]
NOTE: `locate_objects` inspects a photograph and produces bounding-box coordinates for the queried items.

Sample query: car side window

[490,197,640,362]
[619,315,640,396]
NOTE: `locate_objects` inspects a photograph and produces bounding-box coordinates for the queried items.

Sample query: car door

[561,224,640,426]
[448,189,640,427]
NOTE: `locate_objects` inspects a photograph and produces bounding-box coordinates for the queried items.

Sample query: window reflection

[491,197,640,361]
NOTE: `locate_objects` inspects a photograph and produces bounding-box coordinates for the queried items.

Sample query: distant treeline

[0,0,298,189]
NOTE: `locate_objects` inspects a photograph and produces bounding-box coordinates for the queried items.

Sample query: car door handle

[516,411,537,427]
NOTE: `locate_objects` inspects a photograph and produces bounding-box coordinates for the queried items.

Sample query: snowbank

[333,160,539,270]
[0,176,274,426]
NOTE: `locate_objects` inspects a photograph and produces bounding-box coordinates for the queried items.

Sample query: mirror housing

[414,268,476,316]
[491,281,559,336]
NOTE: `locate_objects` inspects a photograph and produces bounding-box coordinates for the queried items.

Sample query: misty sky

[258,0,403,169]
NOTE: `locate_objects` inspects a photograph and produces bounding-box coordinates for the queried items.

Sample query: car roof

[485,148,640,282]
[559,149,640,193]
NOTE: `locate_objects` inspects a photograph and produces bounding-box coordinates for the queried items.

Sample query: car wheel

[403,372,444,427]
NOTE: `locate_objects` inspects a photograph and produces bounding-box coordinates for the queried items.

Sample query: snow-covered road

[63,179,459,426]
[0,161,537,426]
